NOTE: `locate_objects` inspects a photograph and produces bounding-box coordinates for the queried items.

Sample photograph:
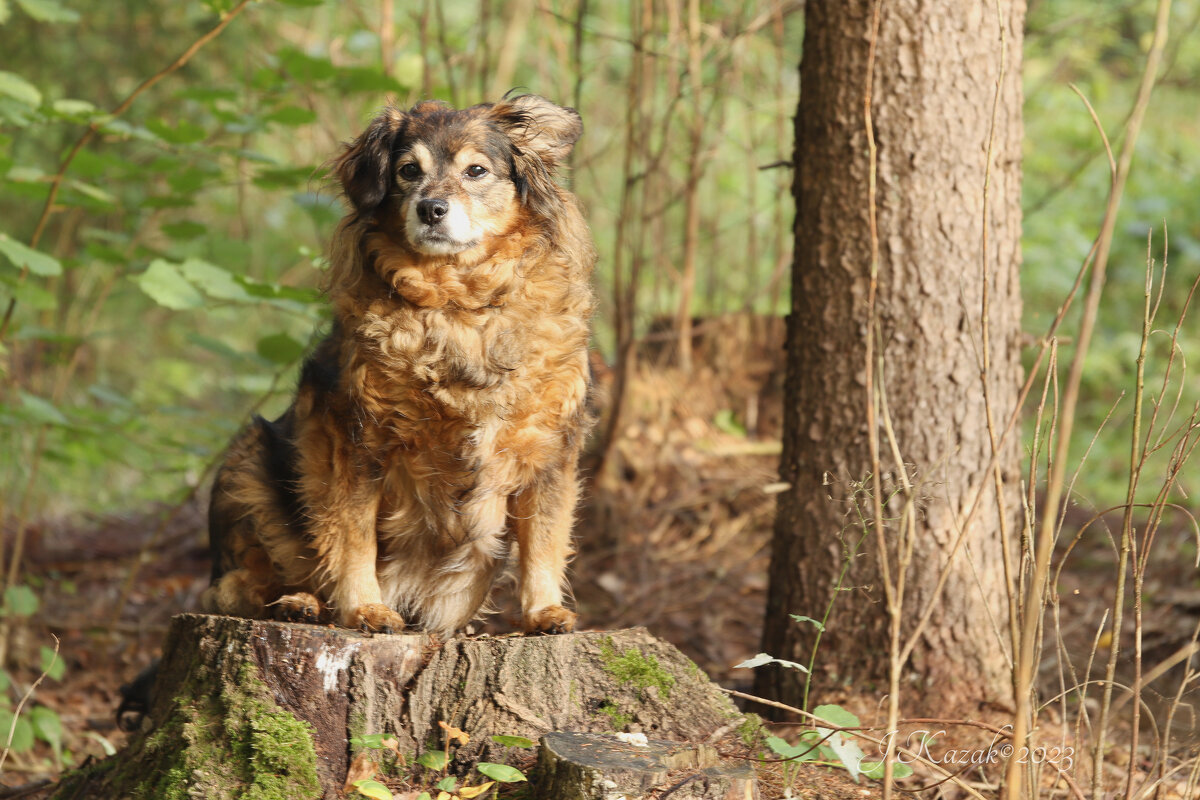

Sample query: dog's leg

[512,461,579,634]
[300,449,405,633]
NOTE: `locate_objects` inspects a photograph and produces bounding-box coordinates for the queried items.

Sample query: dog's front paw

[272,592,325,624]
[346,603,406,634]
[523,605,577,634]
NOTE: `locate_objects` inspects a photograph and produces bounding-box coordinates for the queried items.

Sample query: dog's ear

[488,94,582,170]
[334,107,406,215]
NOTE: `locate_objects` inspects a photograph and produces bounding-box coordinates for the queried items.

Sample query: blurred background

[0,0,1198,775]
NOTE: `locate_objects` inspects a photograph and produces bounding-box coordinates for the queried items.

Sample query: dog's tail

[116,658,160,732]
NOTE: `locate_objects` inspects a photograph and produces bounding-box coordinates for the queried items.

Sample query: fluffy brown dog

[200,95,595,636]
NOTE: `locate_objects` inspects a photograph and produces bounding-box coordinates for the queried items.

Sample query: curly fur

[200,95,596,636]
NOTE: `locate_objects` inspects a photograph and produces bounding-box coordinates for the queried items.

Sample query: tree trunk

[56,615,748,799]
[757,0,1025,714]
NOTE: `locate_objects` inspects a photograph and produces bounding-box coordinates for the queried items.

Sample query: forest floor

[5,314,1199,797]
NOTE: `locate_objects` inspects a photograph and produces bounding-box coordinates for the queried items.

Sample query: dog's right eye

[398,163,421,180]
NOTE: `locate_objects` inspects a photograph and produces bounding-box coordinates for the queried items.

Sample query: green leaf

[475,762,526,783]
[789,614,826,632]
[733,653,808,673]
[19,392,68,426]
[256,332,305,364]
[0,709,34,753]
[813,705,864,782]
[85,731,116,757]
[161,221,207,241]
[277,0,327,6]
[335,66,405,94]
[180,259,255,303]
[265,105,317,126]
[51,98,95,116]
[350,733,386,749]
[491,734,537,748]
[0,277,57,311]
[277,47,336,82]
[812,704,859,729]
[146,117,207,145]
[39,646,64,680]
[860,761,914,780]
[0,233,62,276]
[67,179,118,207]
[0,1,11,24]
[416,749,448,771]
[15,0,79,22]
[30,706,62,751]
[252,165,317,189]
[0,71,41,107]
[766,735,817,762]
[3,584,38,616]
[435,776,457,791]
[133,260,204,310]
[351,779,392,800]
[415,794,431,800]
[0,671,10,693]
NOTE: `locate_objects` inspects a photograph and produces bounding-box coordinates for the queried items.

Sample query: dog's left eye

[465,165,488,179]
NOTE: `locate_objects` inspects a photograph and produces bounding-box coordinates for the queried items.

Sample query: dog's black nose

[417,199,449,225]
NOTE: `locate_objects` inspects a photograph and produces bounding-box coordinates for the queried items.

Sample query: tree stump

[55,614,753,799]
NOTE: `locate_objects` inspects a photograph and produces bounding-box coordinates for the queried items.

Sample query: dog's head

[334,94,582,256]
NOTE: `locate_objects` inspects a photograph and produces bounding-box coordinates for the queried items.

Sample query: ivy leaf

[435,775,457,791]
[15,0,79,23]
[0,71,41,107]
[351,779,392,800]
[0,233,62,276]
[475,763,526,783]
[416,749,448,771]
[132,260,204,310]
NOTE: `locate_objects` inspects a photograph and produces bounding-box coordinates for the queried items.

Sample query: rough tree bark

[757,0,1025,714]
[56,615,750,799]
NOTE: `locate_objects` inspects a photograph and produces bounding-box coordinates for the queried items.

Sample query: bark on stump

[55,614,750,799]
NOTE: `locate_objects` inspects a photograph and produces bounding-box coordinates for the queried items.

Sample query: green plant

[348,727,533,800]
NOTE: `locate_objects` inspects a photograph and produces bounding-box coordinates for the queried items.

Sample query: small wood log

[55,614,749,799]
[535,731,759,799]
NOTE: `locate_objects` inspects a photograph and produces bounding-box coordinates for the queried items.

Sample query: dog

[199,94,596,637]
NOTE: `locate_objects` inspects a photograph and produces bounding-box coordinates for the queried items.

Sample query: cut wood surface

[54,614,751,799]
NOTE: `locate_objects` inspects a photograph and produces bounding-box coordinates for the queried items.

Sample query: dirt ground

[4,314,1199,798]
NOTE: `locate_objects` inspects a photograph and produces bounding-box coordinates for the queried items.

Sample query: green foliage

[0,0,803,526]
[417,749,449,772]
[1023,0,1200,503]
[764,703,913,790]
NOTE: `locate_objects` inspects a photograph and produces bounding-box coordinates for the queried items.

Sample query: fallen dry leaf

[342,751,379,793]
